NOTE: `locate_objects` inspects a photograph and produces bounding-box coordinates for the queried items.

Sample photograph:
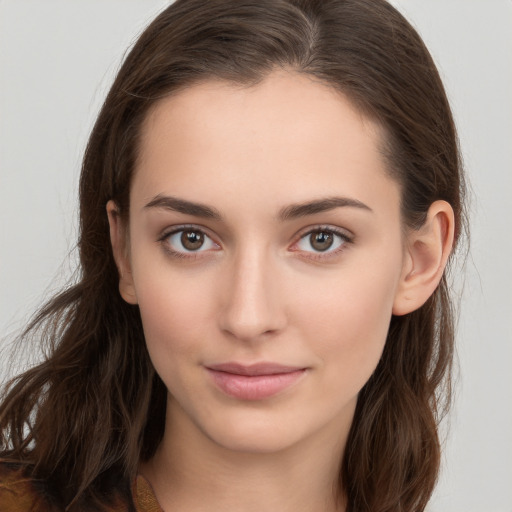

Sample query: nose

[218,248,287,343]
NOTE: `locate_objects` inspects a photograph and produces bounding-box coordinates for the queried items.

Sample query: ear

[392,200,455,316]
[106,200,138,305]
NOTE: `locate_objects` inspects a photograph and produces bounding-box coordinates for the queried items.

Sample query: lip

[205,362,307,400]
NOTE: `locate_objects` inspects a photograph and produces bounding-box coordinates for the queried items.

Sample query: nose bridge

[219,242,285,341]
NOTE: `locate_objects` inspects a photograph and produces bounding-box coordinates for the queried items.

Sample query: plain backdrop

[1,1,511,511]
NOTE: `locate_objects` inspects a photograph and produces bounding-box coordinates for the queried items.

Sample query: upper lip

[206,362,305,376]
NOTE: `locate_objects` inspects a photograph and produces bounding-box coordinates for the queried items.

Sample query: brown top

[132,475,163,512]
[0,463,163,512]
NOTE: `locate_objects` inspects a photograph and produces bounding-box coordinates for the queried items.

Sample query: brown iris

[310,231,334,251]
[181,230,204,250]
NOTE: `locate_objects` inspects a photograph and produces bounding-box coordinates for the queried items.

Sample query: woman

[0,0,466,511]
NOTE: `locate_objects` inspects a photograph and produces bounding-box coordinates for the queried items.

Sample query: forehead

[132,70,399,218]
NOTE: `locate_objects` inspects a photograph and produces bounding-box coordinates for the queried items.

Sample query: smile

[205,363,308,401]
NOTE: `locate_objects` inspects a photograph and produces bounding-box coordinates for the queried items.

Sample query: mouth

[205,362,308,400]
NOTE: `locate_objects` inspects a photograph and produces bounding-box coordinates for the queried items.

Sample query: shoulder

[0,461,52,512]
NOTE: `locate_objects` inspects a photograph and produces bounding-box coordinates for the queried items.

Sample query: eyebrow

[143,194,372,221]
[144,195,222,220]
[278,196,373,220]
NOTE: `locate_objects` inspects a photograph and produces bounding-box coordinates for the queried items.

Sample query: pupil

[181,230,204,250]
[311,232,333,251]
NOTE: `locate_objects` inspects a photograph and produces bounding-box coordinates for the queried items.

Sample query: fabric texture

[0,463,163,512]
[132,476,163,512]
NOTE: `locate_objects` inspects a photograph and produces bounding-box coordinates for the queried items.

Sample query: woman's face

[120,71,408,454]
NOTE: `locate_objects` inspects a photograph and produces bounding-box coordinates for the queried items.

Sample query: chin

[194,401,337,456]
[206,421,305,455]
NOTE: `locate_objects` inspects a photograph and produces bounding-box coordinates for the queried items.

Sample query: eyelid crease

[294,224,354,240]
[157,223,215,240]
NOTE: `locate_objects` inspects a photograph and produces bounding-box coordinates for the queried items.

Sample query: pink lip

[205,362,307,400]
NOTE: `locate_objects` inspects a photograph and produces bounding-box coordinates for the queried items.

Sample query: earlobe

[106,200,138,305]
[392,200,455,316]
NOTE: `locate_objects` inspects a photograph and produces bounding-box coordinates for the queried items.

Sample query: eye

[161,227,219,256]
[295,228,351,255]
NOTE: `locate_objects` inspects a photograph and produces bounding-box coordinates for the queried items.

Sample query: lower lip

[206,368,307,400]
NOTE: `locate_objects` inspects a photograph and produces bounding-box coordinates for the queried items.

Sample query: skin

[108,70,454,512]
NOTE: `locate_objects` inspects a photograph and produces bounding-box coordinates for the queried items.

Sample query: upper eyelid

[159,223,216,240]
[294,224,354,240]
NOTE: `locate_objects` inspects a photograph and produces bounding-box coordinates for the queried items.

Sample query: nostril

[218,298,286,342]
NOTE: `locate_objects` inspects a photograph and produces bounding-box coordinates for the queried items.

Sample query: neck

[140,397,350,512]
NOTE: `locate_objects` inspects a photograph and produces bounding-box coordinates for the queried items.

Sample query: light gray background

[1,1,511,511]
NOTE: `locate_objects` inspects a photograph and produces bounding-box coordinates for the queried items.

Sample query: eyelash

[157,224,217,260]
[292,225,353,261]
[158,224,353,261]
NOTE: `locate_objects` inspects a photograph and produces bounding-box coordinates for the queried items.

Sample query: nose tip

[220,305,282,342]
[218,257,286,342]
[219,289,285,342]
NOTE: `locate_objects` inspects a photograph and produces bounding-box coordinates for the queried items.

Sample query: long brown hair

[0,1,466,510]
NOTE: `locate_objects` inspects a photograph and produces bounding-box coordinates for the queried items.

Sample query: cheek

[133,265,215,361]
[297,287,391,362]
[294,295,388,407]
[289,255,401,383]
